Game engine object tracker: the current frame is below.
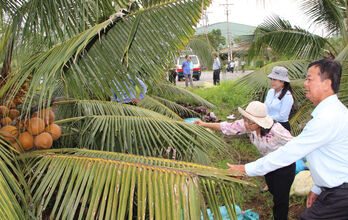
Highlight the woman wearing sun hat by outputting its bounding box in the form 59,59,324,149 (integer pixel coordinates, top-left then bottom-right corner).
265,66,294,132
194,101,296,220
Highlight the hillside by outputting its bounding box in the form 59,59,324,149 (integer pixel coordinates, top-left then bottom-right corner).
195,22,255,43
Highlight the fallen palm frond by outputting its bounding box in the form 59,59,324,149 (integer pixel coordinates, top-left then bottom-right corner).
54,115,226,162
150,84,217,109
21,148,251,220
139,96,200,120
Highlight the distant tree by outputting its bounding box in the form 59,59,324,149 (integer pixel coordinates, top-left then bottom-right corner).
195,29,226,51
208,29,226,51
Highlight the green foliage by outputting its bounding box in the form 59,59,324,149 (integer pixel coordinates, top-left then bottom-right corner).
188,37,214,69
19,148,249,219
0,0,251,218
207,29,226,51
188,80,252,118
255,60,265,68
248,15,329,61
150,84,217,109
195,29,226,51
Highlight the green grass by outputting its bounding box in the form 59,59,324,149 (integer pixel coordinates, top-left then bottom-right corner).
188,80,252,118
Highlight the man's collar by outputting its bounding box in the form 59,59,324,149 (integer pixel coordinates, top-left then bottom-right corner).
311,94,338,117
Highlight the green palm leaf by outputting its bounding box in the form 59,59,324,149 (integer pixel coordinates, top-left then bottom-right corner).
2,0,211,112
0,141,30,219
139,96,200,120
150,84,216,109
335,46,348,106
289,100,314,136
188,37,214,68
21,149,249,219
56,99,170,120
301,0,346,41
248,15,329,60
55,115,225,162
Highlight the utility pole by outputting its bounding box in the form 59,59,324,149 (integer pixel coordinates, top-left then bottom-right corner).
201,10,213,35
220,0,234,61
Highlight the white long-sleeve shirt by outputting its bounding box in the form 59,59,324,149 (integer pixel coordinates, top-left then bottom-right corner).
213,58,221,70
264,88,294,122
245,95,348,194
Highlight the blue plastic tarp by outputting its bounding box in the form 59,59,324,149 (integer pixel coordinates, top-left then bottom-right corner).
203,205,259,220
295,159,309,174
184,117,201,124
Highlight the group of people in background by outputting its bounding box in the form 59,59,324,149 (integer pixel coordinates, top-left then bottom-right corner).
195,58,348,219
226,58,246,73
178,54,247,87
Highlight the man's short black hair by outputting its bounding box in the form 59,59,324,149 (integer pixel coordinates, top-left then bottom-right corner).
308,59,342,93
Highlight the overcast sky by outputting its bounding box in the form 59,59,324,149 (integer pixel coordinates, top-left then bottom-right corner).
198,0,325,35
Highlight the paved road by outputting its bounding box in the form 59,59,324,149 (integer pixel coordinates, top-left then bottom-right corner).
175,70,252,87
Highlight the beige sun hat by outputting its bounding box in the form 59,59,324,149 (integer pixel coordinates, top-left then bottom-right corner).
267,66,290,83
238,101,274,129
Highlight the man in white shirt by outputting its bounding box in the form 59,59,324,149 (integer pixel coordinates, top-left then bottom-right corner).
212,54,221,85
228,59,348,219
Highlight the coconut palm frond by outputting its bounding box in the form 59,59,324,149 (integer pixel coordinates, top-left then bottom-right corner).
150,84,216,109
248,15,329,60
0,142,30,219
290,100,314,136
188,37,214,68
55,99,170,120
21,149,248,219
235,60,308,101
5,0,210,112
290,78,307,105
139,96,200,120
335,44,348,62
301,0,346,39
137,96,183,121
3,15,123,109
336,47,348,107
55,115,225,161
3,0,117,44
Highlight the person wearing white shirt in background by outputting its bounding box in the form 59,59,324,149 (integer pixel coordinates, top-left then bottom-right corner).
227,59,348,219
234,59,239,72
264,66,294,132
241,60,246,72
212,54,221,85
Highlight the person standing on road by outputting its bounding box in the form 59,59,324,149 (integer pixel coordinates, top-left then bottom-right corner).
229,60,235,73
264,66,294,132
213,54,221,85
227,59,348,219
241,60,246,72
189,57,194,76
235,58,239,72
182,55,193,87
194,101,295,220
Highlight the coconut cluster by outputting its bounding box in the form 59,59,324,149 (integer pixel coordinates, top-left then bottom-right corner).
0,108,62,152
